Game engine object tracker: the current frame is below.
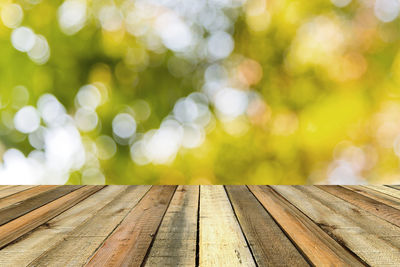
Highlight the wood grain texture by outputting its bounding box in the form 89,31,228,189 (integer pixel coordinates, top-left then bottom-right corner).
27,185,151,267
364,185,400,200
86,185,176,267
344,186,400,211
0,185,399,266
388,185,400,191
226,185,309,267
249,185,363,266
321,185,400,226
199,185,256,267
0,186,104,249
0,186,13,189
0,185,82,226
145,185,199,267
272,185,400,266
0,185,57,210
0,186,127,267
319,185,400,227
0,186,36,199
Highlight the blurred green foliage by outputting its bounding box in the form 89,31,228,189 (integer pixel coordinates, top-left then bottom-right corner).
1,0,400,184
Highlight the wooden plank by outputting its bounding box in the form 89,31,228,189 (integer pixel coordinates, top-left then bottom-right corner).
27,185,151,267
225,185,309,266
199,185,256,267
86,185,176,267
0,185,82,226
0,185,57,210
0,186,19,197
0,185,104,249
249,185,363,266
0,186,14,190
0,186,36,199
364,185,400,200
144,185,199,267
344,186,400,215
387,185,400,191
272,185,400,266
318,186,400,228
0,186,128,267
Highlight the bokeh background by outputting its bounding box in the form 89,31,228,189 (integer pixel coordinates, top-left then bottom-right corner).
0,0,400,184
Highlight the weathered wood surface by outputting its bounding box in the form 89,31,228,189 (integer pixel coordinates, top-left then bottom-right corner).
145,185,199,267
226,185,309,266
0,185,399,266
199,185,255,267
86,185,176,267
0,185,82,226
0,186,36,199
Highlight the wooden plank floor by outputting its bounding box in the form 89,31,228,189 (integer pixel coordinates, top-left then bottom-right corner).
0,185,400,266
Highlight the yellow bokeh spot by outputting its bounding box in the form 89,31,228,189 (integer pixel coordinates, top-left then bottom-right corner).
392,51,400,84
299,91,366,153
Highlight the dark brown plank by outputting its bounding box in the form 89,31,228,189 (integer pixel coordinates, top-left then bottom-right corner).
0,186,104,249
225,185,309,267
248,185,363,266
318,185,400,227
0,185,82,226
86,185,176,267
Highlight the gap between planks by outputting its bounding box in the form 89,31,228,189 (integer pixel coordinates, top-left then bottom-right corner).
1,185,400,267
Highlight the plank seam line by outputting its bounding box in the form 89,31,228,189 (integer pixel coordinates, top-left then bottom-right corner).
0,186,106,253
385,185,400,191
0,186,105,252
360,186,400,200
321,185,400,230
346,185,400,207
0,186,37,201
83,185,152,265
0,186,84,227
195,185,200,267
223,186,258,267
246,185,314,266
265,186,368,267
140,185,178,267
23,186,123,266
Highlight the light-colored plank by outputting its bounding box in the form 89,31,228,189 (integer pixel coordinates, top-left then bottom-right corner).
272,185,400,266
388,185,400,191
27,185,151,267
0,186,104,248
345,186,400,211
249,186,363,266
0,186,36,199
86,185,176,267
199,185,256,267
226,185,309,266
0,185,82,226
0,186,128,267
364,186,400,200
0,185,57,210
0,186,14,190
337,186,400,225
145,185,199,267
